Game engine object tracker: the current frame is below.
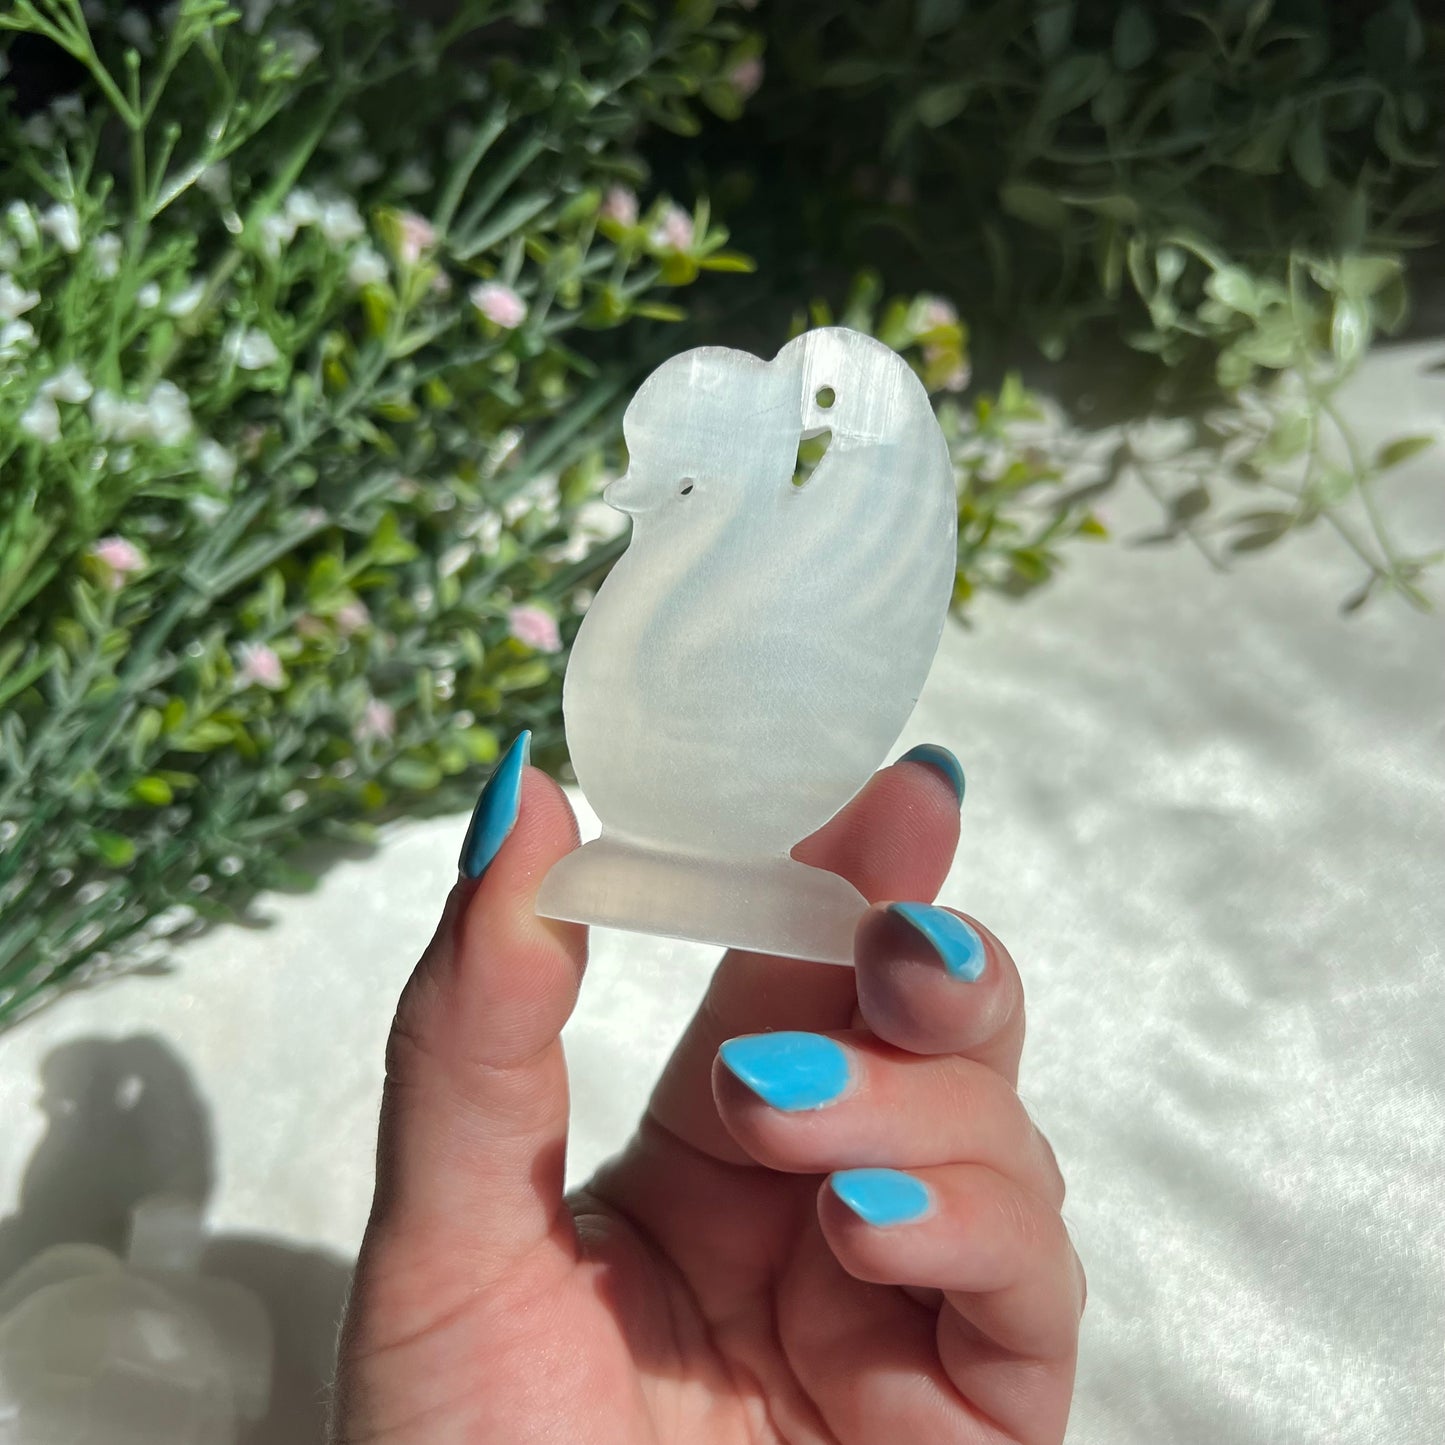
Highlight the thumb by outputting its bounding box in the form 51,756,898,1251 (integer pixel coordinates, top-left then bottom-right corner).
363,731,588,1293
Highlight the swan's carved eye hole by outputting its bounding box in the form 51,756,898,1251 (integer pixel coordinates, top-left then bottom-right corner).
679,480,695,496
815,386,836,409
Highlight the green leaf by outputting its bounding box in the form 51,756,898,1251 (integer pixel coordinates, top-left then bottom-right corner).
999,181,1068,230
1205,267,1261,317
386,757,443,791
1112,4,1156,69
1033,1,1074,61
175,720,234,751
915,81,971,128
87,830,137,868
697,251,756,273
131,775,175,806
1375,434,1435,471
1037,54,1108,120
631,301,688,322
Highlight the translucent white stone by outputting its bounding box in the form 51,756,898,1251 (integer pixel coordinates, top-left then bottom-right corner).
538,327,956,963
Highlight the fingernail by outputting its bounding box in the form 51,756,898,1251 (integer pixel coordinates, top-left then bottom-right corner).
887,902,987,982
898,743,965,805
458,730,531,879
718,1031,851,1112
830,1168,934,1227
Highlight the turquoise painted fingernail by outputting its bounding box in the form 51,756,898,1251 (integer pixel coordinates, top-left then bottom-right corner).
898,743,965,805
718,1031,851,1112
888,902,987,982
458,730,531,879
831,1168,934,1227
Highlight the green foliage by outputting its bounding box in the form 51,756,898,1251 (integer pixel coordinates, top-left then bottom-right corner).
2,0,1442,1021
691,0,1444,604
0,0,759,1020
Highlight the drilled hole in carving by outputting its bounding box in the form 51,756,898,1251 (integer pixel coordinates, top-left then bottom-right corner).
792,428,832,488
815,386,836,409
680,480,694,495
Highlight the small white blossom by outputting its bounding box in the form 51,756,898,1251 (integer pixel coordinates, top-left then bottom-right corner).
189,495,228,525
144,380,193,445
395,211,436,265
7,202,39,249
318,197,365,246
0,274,39,320
353,697,396,744
0,320,36,360
136,281,161,309
20,396,60,444
92,232,122,277
600,185,639,226
258,211,298,257
21,114,56,148
166,280,206,318
228,326,280,370
470,280,527,329
49,95,85,134
915,295,959,332
235,641,285,690
196,438,237,487
650,204,694,252
40,202,81,254
283,187,322,228
346,244,387,288
334,598,370,635
729,56,765,99
40,363,92,403
275,27,321,71
241,0,275,32
197,161,231,200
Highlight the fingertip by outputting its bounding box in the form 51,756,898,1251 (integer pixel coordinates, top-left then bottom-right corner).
853,904,1023,1071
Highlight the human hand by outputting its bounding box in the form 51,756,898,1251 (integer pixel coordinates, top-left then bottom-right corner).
332,735,1084,1443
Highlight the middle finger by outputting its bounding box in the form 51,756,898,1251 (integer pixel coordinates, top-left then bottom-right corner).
712,1029,1065,1208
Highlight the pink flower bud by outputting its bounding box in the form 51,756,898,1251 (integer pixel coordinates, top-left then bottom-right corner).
470,280,527,329
507,604,562,654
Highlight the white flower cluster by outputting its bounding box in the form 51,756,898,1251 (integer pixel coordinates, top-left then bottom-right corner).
91,380,194,446
259,187,370,260
18,364,91,443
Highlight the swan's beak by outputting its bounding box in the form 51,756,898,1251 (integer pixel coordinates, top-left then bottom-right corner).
602,471,647,515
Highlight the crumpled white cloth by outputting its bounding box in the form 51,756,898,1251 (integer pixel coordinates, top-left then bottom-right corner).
0,342,1440,1445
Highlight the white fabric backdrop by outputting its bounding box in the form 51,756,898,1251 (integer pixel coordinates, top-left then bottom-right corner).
1,341,1441,1444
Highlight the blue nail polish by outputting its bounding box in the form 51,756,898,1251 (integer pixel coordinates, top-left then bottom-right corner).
831,1168,933,1227
718,1031,851,1112
898,743,965,805
458,731,531,879
888,902,987,982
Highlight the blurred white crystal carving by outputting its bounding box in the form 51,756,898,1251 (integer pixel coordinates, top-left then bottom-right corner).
0,1195,272,1444
537,327,957,963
